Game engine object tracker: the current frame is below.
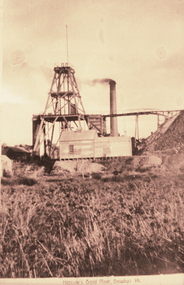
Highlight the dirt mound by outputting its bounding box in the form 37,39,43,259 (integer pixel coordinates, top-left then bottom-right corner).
100,153,184,176
52,160,105,175
161,152,184,174
139,155,162,169
138,111,184,175
134,151,184,175
145,111,184,152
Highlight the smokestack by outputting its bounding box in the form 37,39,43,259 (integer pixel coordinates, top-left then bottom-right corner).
109,80,118,136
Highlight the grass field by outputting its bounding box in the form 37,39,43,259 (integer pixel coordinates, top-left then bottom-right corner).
1,159,184,277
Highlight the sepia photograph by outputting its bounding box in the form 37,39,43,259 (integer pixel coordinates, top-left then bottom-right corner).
1,0,184,283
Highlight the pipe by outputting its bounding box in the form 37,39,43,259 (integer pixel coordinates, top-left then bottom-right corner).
109,80,118,136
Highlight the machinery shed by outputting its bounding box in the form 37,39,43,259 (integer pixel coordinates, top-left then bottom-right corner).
60,130,132,160
60,130,97,160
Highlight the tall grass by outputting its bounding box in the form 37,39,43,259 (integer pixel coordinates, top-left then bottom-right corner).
1,175,184,277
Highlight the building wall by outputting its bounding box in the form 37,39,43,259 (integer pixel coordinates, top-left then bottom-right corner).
60,140,94,160
59,131,132,159
94,136,132,158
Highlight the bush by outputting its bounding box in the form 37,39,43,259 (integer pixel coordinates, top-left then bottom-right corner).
1,176,37,186
16,177,37,186
92,172,102,179
3,169,12,178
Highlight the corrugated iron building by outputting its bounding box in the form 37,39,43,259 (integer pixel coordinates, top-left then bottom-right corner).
59,130,132,160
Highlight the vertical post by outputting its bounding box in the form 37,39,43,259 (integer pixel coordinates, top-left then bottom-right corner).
135,115,139,140
32,116,41,155
157,114,160,129
43,123,46,155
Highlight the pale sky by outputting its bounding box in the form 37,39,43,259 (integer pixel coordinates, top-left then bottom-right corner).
1,0,184,145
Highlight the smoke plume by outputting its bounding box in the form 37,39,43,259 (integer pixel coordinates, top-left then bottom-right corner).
84,78,116,86
92,78,116,84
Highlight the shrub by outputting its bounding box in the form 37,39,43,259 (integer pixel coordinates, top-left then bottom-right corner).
3,169,12,178
16,176,37,186
1,176,37,186
92,172,102,180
